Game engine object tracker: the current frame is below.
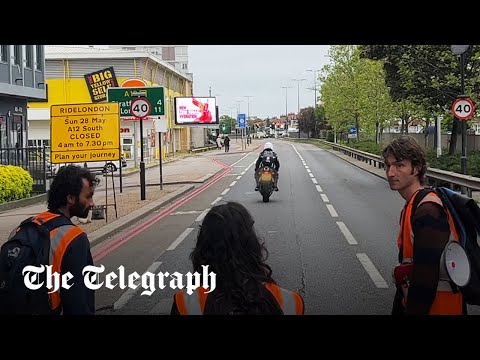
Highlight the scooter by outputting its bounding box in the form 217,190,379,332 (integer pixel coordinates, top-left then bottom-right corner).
258,166,275,203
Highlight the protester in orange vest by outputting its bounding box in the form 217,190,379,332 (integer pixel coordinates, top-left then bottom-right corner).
171,201,304,315
383,136,465,315
31,165,97,314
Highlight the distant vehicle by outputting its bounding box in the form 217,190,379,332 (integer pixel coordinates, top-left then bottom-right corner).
59,157,127,174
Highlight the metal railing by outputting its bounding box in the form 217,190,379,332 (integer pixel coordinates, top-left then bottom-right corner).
319,140,480,196
0,146,49,193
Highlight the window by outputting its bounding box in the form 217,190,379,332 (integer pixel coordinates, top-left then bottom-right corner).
36,45,43,70
14,45,21,66
182,63,188,70
25,45,33,68
0,45,7,63
162,47,175,61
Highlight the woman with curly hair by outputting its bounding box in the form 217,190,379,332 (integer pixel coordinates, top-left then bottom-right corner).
171,201,304,315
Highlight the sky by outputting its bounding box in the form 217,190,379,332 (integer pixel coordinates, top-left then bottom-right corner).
68,45,331,119
189,45,331,119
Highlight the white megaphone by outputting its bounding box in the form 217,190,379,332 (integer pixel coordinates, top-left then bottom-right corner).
441,240,471,288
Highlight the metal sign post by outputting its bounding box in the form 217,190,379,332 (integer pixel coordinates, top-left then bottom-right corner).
131,97,151,200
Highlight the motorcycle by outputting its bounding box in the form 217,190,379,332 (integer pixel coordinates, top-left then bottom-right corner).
257,166,275,203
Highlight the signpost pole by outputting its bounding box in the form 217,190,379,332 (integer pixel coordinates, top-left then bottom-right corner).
131,97,151,201
159,132,163,190
139,117,146,200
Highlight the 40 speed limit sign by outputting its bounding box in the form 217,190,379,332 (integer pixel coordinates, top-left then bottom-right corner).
131,98,151,119
451,97,475,120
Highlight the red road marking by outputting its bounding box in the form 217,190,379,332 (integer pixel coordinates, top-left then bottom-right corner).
92,160,232,262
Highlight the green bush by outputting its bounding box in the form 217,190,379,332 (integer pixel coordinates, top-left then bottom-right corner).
346,140,383,155
0,165,34,204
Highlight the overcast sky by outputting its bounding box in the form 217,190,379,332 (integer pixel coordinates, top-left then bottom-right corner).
70,45,331,119
189,45,331,119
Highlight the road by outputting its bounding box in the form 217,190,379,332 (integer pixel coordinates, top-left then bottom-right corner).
89,139,417,315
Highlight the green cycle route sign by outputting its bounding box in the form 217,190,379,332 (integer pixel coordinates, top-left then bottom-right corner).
107,86,165,118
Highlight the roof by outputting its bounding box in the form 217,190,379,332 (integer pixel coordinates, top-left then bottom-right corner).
45,46,192,81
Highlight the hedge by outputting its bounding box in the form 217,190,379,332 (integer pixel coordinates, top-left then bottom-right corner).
0,165,34,204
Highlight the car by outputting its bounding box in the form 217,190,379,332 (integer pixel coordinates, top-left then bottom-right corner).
65,156,128,173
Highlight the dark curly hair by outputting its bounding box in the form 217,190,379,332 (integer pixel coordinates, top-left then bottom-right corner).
191,201,275,314
382,135,427,185
47,165,97,211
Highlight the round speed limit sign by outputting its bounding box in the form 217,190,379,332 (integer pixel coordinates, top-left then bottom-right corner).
452,97,475,120
131,98,151,119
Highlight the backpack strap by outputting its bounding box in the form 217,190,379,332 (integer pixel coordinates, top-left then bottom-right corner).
16,214,74,264
410,187,461,294
411,187,434,217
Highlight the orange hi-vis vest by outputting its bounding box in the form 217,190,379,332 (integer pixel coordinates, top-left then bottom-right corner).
30,211,86,311
398,190,463,315
174,282,304,315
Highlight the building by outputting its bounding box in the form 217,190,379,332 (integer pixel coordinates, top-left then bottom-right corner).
27,46,202,165
0,45,47,149
108,45,189,74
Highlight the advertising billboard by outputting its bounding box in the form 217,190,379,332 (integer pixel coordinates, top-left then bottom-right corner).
84,67,119,103
174,97,218,125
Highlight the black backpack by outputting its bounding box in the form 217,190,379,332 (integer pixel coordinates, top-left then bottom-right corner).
412,187,480,305
261,150,277,168
0,215,70,315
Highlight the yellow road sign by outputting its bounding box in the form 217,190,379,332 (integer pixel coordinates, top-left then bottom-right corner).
51,103,120,164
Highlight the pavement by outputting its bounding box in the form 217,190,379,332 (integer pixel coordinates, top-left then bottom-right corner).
0,139,262,247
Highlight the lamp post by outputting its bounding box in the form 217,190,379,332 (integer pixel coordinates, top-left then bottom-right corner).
306,69,320,108
281,86,292,138
451,45,470,178
292,79,306,138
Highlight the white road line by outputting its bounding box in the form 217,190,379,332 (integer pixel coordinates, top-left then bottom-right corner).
336,221,357,244
306,169,311,173
113,261,162,310
320,194,329,202
311,178,318,184
221,188,230,196
356,253,389,288
170,210,203,216
234,165,245,167
315,185,323,192
231,152,252,166
167,227,194,251
230,181,237,187
309,173,314,178
305,166,310,169
236,176,242,180
211,197,222,206
195,208,210,222
326,204,338,217
244,159,257,172
241,171,246,175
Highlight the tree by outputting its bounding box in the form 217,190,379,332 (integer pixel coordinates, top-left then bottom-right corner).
321,45,394,141
219,115,234,134
360,45,480,154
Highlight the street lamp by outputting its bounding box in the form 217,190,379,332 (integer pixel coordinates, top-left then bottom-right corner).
451,45,470,178
306,69,321,108
281,86,292,139
292,79,306,138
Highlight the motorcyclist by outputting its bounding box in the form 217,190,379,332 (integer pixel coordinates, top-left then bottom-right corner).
254,142,280,191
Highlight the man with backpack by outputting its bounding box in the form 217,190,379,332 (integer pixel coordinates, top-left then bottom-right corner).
383,135,472,315
0,165,97,315
254,142,280,191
